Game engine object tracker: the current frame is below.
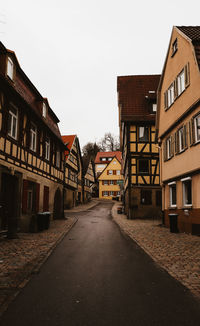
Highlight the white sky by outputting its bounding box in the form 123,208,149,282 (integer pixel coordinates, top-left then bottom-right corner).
1,0,200,148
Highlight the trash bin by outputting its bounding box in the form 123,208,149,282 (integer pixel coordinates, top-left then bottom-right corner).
168,213,179,233
37,213,45,231
43,212,51,230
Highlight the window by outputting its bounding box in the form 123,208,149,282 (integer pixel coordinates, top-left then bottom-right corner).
178,127,184,152
42,102,47,118
104,180,108,185
168,182,176,207
8,106,18,139
30,124,37,152
138,159,149,174
168,84,174,107
110,180,114,185
117,191,120,196
182,177,192,206
172,38,178,56
45,137,50,160
108,157,112,161
108,170,113,175
166,136,173,159
103,191,108,197
177,70,185,96
116,170,121,175
152,103,157,112
141,190,152,205
56,150,60,168
110,191,114,196
138,126,149,142
101,158,106,161
7,57,14,80
194,114,200,143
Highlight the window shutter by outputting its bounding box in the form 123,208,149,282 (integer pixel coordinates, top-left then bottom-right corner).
102,191,104,196
171,135,174,157
184,124,188,149
163,140,167,161
164,91,168,109
26,119,30,149
22,179,28,213
102,180,104,185
113,170,116,175
114,180,117,185
185,62,190,87
174,131,179,154
108,191,110,196
173,80,177,100
36,183,40,212
1,105,9,136
114,191,117,196
42,131,46,158
107,170,109,175
18,110,24,144
37,129,41,156
191,118,195,144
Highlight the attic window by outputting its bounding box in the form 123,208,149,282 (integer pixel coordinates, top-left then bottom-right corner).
42,102,47,118
7,57,14,80
172,39,178,56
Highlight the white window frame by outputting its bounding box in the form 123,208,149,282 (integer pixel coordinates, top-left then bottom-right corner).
116,170,120,175
42,102,47,118
45,137,50,160
7,57,14,80
181,177,192,207
139,126,149,142
110,180,114,185
110,191,114,196
168,181,177,207
166,137,172,159
168,84,174,107
103,191,108,197
194,114,200,143
8,105,18,139
30,123,37,152
152,103,157,112
108,170,113,175
177,70,185,96
178,127,184,152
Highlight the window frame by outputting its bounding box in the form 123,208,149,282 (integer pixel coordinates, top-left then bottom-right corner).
45,137,50,161
168,181,177,207
177,69,185,96
138,159,149,174
167,83,174,107
194,114,200,143
138,126,149,142
181,177,192,207
8,105,18,140
30,123,37,152
178,127,184,152
7,57,14,80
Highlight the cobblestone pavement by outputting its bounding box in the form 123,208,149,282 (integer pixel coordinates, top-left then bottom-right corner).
0,216,77,316
112,202,200,299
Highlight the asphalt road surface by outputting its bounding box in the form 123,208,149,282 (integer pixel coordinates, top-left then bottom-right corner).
1,201,200,326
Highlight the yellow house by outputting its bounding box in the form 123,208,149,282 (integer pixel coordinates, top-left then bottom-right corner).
83,159,96,202
98,156,123,200
156,26,200,234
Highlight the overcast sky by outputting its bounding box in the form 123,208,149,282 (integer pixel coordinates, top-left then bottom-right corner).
1,0,200,148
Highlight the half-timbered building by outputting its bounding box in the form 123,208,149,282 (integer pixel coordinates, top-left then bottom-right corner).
83,159,96,202
0,42,65,236
117,75,161,219
62,135,83,208
156,26,200,234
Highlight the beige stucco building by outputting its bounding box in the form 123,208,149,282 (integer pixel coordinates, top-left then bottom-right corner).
156,26,200,234
98,156,123,200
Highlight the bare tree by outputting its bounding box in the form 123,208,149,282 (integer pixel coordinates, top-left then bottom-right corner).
98,132,120,151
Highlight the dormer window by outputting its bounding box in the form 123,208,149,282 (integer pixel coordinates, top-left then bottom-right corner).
7,57,14,80
42,102,47,118
172,39,178,56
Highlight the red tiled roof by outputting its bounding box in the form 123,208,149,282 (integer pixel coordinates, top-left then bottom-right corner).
94,151,122,164
117,75,160,122
62,135,76,159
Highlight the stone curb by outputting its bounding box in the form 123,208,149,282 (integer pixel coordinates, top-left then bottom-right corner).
0,217,78,317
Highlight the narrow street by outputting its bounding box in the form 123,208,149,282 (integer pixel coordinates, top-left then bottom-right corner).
1,201,200,326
